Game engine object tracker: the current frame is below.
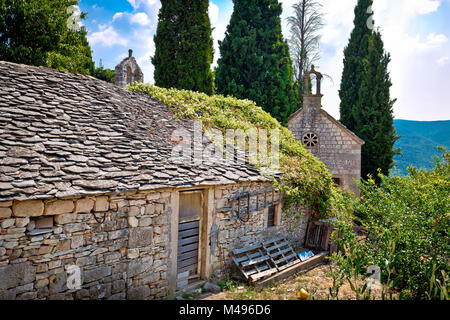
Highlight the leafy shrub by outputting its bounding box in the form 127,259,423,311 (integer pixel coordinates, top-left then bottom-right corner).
129,83,335,217
332,148,450,299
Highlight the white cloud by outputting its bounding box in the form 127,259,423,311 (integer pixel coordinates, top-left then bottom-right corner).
130,12,151,26
411,0,441,14
209,2,219,24
437,56,450,66
127,0,159,10
424,33,448,48
113,12,124,21
88,26,128,47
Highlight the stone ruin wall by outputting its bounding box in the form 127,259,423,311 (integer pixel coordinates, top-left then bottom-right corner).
0,182,311,300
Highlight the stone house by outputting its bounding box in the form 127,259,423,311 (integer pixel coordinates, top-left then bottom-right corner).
114,49,144,89
288,66,364,194
0,61,309,300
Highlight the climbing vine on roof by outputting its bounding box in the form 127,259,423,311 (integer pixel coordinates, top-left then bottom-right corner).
129,83,337,217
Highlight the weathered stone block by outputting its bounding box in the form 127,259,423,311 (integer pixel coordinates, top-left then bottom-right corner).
128,216,138,228
128,227,153,248
75,288,90,300
0,262,35,290
16,291,37,300
64,223,85,233
0,207,12,218
127,248,139,259
38,246,52,255
71,235,84,249
48,272,67,294
12,200,44,217
90,248,108,256
15,217,29,227
54,213,76,225
87,232,108,243
146,193,160,201
112,279,125,294
35,278,49,289
94,196,109,212
104,252,121,264
54,239,71,252
139,217,152,227
0,288,16,300
108,292,126,300
128,206,140,216
75,198,94,213
49,260,61,270
144,204,155,215
84,266,111,284
0,201,12,208
108,229,129,240
127,256,153,278
16,283,33,294
1,218,14,228
45,200,74,215
127,285,150,300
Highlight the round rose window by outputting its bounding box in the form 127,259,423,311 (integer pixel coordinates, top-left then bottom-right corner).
302,132,319,148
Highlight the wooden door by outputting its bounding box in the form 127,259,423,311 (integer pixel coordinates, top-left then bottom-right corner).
176,190,203,289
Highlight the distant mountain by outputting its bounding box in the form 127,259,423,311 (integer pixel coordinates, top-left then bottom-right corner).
392,120,450,175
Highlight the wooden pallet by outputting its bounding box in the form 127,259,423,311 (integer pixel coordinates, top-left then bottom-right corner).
305,221,332,251
262,236,300,272
232,243,278,282
232,236,301,282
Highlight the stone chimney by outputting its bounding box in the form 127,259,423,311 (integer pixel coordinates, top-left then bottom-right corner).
302,65,323,111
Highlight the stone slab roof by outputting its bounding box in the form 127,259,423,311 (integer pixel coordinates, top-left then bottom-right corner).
0,61,269,201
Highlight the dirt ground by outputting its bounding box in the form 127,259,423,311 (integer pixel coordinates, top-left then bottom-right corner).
201,263,387,300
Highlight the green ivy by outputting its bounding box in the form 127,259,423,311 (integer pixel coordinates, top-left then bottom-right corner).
129,83,336,217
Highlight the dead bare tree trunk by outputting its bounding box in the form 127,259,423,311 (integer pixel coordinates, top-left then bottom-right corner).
287,0,325,99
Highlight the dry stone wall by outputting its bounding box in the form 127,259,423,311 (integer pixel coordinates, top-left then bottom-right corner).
209,182,311,278
0,182,311,299
0,190,171,300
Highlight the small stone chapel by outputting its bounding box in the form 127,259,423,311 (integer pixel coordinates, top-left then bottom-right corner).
288,66,364,194
114,49,144,89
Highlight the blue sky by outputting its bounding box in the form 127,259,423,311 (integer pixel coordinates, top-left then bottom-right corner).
79,0,450,121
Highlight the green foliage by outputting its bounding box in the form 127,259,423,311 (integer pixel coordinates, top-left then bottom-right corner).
339,0,373,130
331,148,450,299
152,0,214,95
92,66,115,84
0,0,94,75
130,83,334,216
215,0,297,125
339,0,398,180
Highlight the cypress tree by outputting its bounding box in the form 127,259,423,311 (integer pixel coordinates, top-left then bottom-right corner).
339,0,373,130
152,0,214,95
354,32,398,178
339,0,399,179
215,0,296,125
